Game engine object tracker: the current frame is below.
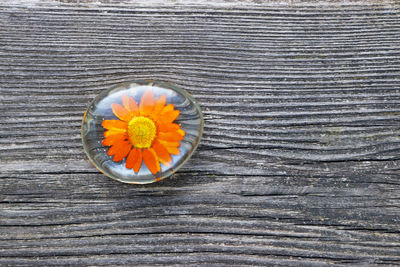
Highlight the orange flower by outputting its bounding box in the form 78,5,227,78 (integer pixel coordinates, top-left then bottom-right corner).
101,90,185,174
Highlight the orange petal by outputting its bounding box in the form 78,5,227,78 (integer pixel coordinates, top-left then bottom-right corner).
158,131,184,142
159,110,180,124
142,148,160,174
150,94,167,119
102,120,128,130
102,133,127,146
107,140,129,155
112,103,132,121
114,146,131,162
152,140,172,167
122,94,139,116
126,148,143,173
157,140,182,155
158,139,180,148
104,129,126,137
158,122,180,133
161,104,174,113
107,141,131,162
139,90,155,116
166,146,180,155
176,129,185,137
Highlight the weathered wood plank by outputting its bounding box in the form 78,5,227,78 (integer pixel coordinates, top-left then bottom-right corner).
1,1,400,266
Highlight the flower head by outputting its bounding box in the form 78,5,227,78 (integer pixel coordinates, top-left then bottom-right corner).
101,90,185,174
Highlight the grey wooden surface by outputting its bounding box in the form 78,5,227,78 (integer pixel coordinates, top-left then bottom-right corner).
1,0,400,266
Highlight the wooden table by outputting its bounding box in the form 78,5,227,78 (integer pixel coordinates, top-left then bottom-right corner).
1,0,399,265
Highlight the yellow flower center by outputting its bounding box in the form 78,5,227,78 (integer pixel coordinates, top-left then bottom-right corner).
128,116,157,148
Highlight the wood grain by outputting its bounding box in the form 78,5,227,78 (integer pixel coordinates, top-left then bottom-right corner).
1,1,400,266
